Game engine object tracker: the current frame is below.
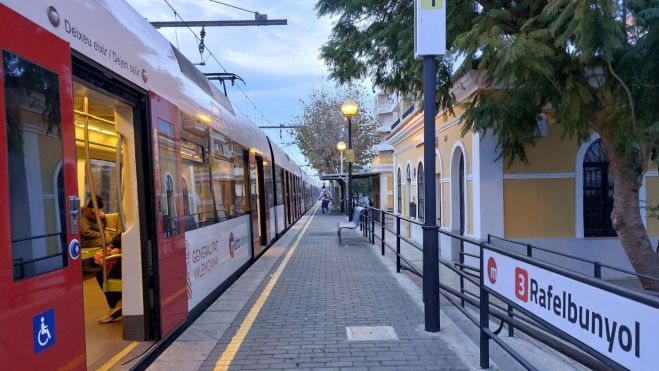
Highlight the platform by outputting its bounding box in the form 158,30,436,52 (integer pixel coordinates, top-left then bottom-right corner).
146,206,482,370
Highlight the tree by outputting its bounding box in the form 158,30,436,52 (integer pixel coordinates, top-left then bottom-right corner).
293,83,380,175
316,0,659,289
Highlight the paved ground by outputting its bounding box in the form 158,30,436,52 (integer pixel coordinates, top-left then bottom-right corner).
148,207,587,371
150,207,474,370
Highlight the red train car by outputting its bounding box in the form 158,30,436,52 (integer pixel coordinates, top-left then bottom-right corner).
0,0,317,369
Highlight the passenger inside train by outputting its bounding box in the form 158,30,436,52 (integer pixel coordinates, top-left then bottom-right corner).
79,195,122,323
73,81,138,366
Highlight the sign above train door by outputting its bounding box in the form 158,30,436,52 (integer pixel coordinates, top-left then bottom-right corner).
4,0,151,89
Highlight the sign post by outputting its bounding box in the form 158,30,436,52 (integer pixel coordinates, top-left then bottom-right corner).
414,0,446,333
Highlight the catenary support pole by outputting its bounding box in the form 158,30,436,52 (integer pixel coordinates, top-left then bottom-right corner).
422,55,440,332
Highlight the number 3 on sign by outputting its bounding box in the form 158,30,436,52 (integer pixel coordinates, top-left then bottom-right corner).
422,0,443,9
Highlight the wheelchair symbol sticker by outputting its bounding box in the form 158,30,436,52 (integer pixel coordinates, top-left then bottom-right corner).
33,309,56,353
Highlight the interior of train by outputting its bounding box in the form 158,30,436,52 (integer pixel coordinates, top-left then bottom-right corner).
73,82,142,368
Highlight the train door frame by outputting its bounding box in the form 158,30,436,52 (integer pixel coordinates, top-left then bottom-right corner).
285,172,291,226
71,53,162,341
149,92,188,337
255,156,268,245
0,6,86,367
248,151,268,256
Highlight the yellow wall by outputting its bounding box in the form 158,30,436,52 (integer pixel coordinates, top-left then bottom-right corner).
504,178,575,238
505,121,580,174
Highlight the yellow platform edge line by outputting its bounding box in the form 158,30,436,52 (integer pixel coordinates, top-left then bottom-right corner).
97,341,140,371
213,206,319,371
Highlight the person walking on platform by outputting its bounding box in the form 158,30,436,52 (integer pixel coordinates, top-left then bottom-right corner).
321,187,332,214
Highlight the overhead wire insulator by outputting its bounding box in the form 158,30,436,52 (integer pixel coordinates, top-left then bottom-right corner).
198,26,206,55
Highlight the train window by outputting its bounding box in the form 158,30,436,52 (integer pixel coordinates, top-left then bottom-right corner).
84,159,118,214
210,132,235,219
158,118,180,238
3,51,67,280
275,167,284,205
180,138,214,231
233,143,249,216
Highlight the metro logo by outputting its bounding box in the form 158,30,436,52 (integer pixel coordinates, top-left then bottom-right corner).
487,257,497,284
515,267,528,302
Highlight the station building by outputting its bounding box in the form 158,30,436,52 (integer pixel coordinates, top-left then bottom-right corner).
372,69,659,278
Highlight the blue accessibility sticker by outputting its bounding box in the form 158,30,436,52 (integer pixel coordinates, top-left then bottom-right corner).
33,308,56,354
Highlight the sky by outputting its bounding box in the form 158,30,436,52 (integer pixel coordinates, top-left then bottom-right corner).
126,0,337,176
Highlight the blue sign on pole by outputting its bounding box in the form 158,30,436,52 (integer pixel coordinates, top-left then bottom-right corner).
33,308,56,354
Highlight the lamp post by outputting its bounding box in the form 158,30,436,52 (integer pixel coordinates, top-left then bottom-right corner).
336,141,346,174
341,100,358,217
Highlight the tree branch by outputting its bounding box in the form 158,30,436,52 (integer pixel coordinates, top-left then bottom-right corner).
608,60,636,129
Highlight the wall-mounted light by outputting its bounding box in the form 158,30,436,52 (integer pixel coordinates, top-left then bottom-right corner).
197,113,212,123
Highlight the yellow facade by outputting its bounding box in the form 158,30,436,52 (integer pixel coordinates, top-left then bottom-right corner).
504,179,575,238
390,102,474,235
381,70,658,269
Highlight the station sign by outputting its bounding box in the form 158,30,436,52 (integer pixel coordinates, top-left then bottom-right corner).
483,248,659,370
345,149,355,163
414,0,446,58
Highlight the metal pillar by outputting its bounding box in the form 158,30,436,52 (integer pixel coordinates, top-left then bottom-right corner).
422,55,440,332
347,116,353,217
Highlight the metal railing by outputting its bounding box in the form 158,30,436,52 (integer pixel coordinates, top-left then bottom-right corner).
357,205,659,370
488,234,659,286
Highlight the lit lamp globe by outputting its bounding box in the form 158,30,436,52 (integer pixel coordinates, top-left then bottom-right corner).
336,141,347,151
341,100,359,116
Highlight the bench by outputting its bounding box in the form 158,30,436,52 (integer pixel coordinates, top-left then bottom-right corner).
337,206,365,245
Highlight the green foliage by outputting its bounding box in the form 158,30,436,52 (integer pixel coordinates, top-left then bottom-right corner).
315,0,454,110
316,0,658,168
292,83,380,175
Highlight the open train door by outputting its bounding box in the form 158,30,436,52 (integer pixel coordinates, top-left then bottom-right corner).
149,93,187,337
0,5,86,369
248,151,268,256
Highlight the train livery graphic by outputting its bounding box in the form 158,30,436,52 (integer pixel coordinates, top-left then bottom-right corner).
0,1,318,369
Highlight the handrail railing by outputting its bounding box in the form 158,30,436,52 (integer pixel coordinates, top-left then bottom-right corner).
488,234,659,286
358,205,659,370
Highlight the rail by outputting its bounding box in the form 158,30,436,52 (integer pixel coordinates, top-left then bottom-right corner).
357,205,659,370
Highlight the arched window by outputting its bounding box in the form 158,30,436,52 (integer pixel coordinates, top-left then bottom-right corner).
406,164,412,216
417,162,425,221
397,168,402,213
164,174,178,237
182,179,190,216
583,139,615,237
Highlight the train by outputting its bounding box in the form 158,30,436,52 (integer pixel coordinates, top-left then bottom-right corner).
0,0,318,369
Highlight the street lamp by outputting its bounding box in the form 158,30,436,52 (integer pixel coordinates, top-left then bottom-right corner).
336,141,346,174
341,100,358,217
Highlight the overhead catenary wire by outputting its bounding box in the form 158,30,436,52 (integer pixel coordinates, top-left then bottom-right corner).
160,0,275,125
207,0,256,15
